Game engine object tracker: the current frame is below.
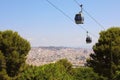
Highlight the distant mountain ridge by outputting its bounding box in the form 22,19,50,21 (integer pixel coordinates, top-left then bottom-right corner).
26,47,93,67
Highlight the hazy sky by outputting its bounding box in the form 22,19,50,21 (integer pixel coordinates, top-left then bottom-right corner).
0,0,120,48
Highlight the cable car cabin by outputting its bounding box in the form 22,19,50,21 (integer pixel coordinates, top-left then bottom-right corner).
86,36,92,43
75,13,84,24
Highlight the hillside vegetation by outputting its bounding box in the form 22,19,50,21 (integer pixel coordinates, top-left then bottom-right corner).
0,27,120,80
18,59,107,80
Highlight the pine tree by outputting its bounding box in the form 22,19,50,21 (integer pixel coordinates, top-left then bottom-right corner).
0,30,31,79
87,27,120,79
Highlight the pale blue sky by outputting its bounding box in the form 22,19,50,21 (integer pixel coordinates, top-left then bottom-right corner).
0,0,120,48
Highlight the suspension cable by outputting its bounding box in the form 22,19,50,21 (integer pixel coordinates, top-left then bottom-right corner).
46,0,87,31
74,0,105,30
83,9,105,30
46,0,99,39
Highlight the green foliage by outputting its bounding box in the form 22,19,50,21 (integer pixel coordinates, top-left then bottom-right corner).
0,51,6,71
113,71,120,80
18,59,73,80
56,59,72,73
18,59,107,80
0,51,10,80
0,30,31,79
72,67,107,80
87,27,120,79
